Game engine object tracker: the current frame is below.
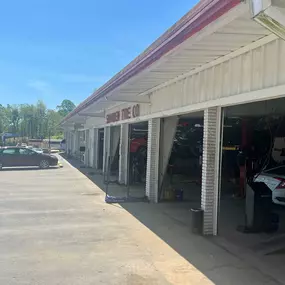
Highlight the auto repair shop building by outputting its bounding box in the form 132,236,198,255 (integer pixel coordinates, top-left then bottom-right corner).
61,0,285,236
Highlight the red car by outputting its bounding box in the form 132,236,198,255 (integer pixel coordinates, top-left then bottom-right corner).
130,137,147,153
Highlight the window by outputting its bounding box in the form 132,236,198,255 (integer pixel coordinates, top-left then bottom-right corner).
19,148,35,155
2,149,18,155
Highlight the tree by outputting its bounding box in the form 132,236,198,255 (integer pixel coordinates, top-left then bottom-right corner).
46,110,62,138
0,99,74,140
56,99,76,117
0,104,9,134
5,105,20,134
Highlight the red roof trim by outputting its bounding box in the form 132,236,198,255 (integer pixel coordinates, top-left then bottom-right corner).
63,0,241,122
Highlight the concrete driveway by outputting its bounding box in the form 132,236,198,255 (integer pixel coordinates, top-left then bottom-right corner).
0,158,281,285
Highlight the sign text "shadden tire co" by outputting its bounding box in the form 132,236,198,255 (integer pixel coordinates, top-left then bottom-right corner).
106,104,140,123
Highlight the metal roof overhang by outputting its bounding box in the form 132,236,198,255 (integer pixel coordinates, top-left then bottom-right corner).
61,0,271,126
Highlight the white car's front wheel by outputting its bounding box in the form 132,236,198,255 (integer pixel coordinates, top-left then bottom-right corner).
39,160,49,169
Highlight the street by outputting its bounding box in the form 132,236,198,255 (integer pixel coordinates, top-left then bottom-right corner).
0,157,281,285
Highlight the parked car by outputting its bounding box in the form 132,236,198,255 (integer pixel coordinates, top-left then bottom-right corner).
0,147,58,169
254,166,285,206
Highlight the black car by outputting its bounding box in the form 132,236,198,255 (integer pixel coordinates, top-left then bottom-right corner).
0,147,58,169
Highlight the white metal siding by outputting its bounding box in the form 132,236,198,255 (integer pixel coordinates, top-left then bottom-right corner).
85,117,105,129
151,39,285,113
105,103,151,122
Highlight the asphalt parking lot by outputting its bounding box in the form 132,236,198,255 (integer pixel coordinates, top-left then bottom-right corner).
0,157,282,285
0,158,210,285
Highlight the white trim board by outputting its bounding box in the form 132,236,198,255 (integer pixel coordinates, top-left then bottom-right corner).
100,84,285,127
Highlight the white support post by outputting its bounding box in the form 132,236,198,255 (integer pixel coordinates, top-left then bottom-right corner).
103,126,111,174
145,118,161,203
93,128,100,170
201,107,223,236
119,124,129,185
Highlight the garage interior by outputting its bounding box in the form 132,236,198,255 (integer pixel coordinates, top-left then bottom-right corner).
95,100,285,274
104,122,148,199
154,97,285,276
219,98,285,272
106,125,120,181
129,121,148,186
159,113,203,205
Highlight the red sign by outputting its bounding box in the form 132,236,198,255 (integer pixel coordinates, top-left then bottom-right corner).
106,104,140,123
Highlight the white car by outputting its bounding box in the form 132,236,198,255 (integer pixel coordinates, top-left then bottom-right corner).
254,166,285,206
32,148,44,154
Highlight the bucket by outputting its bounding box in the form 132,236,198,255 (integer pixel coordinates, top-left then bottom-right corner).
191,208,203,234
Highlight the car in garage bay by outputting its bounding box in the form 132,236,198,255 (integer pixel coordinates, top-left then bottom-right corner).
32,147,44,154
0,147,58,169
254,166,285,206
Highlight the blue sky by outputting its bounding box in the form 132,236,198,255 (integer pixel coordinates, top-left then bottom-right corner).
0,0,198,109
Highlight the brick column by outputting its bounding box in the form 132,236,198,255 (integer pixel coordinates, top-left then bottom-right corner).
119,124,129,185
145,118,161,203
201,107,223,236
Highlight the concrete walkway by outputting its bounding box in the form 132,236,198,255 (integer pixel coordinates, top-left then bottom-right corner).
0,157,281,285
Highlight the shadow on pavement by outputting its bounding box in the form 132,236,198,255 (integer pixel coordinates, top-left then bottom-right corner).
0,167,58,171
61,154,282,285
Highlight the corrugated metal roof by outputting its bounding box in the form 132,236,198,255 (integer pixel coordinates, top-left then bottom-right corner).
62,0,242,123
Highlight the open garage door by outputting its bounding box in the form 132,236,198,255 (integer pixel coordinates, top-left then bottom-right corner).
129,122,148,187
218,97,285,277
158,113,204,206
105,125,120,182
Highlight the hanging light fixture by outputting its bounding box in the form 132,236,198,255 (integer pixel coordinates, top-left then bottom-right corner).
250,0,285,40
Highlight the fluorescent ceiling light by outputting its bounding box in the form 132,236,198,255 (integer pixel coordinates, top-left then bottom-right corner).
250,0,285,40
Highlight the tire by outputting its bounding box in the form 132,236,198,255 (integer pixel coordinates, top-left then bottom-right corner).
39,160,49,169
0,162,3,170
